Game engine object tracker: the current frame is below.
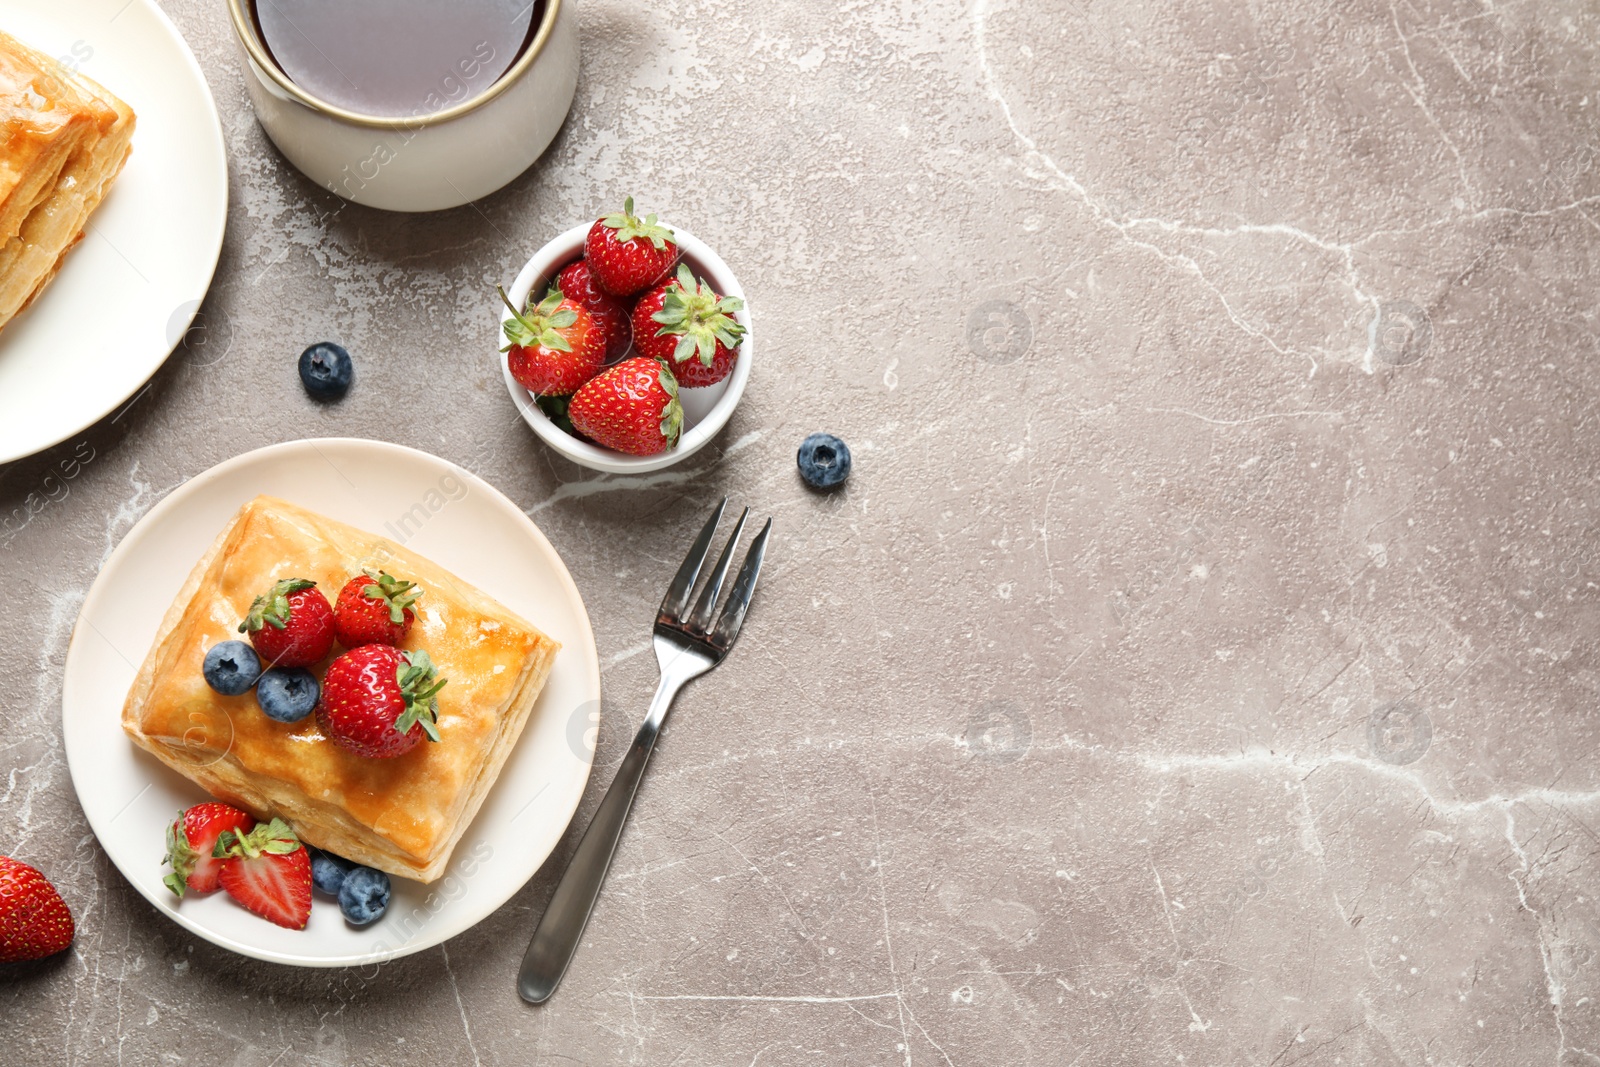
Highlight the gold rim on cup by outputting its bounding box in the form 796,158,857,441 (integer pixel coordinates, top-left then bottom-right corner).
225,0,564,130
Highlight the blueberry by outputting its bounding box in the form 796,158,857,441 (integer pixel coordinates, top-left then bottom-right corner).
797,433,851,490
298,342,353,401
310,849,354,897
202,640,262,696
255,667,320,723
338,866,391,925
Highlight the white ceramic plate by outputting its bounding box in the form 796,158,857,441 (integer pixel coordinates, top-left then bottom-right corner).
62,439,600,967
501,222,752,475
0,0,227,463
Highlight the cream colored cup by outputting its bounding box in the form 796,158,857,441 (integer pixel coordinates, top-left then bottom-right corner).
226,0,578,213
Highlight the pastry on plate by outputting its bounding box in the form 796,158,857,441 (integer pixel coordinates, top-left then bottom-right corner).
121,496,560,883
0,30,135,332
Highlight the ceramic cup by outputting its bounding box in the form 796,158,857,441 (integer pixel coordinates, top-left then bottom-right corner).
226,0,579,213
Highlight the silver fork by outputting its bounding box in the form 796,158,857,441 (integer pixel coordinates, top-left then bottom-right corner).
517,499,771,1003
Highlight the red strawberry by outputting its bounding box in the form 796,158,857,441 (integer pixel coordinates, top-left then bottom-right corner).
238,579,335,668
319,646,447,759
583,197,678,296
568,357,684,456
499,285,606,396
556,259,632,363
162,802,254,897
213,818,311,930
631,264,747,388
333,570,421,648
0,856,74,962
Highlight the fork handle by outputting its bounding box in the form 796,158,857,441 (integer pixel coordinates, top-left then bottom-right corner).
517,687,671,1003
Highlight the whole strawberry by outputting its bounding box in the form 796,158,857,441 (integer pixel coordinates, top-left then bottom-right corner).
163,802,254,897
500,285,606,396
583,197,678,296
568,357,684,456
632,264,747,388
213,818,311,930
238,579,334,668
319,646,447,759
334,570,421,648
0,856,74,962
556,259,632,362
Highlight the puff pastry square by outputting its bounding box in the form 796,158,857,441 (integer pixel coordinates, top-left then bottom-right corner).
0,30,135,332
121,496,560,883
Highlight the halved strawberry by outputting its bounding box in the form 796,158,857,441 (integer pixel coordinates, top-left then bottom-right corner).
583,197,678,296
213,818,311,930
333,570,421,648
499,285,607,396
568,357,684,456
162,802,254,897
631,264,746,388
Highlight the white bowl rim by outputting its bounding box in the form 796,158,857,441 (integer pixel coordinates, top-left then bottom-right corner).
499,222,752,475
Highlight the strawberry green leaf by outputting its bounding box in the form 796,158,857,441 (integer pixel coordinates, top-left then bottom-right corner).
239,578,316,633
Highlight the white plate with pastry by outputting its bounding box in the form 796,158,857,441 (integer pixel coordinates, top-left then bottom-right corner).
62,439,601,967
0,0,226,463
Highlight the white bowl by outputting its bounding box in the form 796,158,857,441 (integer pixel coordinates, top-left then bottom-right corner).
500,223,752,474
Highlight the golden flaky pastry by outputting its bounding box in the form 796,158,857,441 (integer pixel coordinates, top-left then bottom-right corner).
121,496,560,883
0,31,135,332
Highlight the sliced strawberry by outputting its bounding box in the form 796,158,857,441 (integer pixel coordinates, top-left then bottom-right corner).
333,570,421,648
0,856,74,962
163,802,254,897
214,818,311,930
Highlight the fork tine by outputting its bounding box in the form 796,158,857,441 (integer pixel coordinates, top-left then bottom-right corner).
659,498,727,621
687,507,749,631
711,518,770,647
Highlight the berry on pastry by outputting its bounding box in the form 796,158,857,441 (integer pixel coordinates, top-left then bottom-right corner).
632,264,746,388
201,639,263,696
255,667,320,723
333,570,421,648
319,646,448,759
162,802,254,897
237,578,335,668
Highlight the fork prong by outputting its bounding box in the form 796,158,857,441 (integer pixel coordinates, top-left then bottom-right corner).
711,518,770,648
659,498,727,622
687,507,749,631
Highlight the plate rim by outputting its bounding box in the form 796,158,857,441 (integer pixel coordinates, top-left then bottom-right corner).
61,437,601,967
0,0,230,464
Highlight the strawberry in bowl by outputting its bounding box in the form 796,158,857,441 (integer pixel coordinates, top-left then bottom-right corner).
498,199,751,474
632,264,747,389
499,286,607,397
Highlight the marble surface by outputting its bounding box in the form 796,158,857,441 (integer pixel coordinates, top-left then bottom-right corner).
4,0,1600,1062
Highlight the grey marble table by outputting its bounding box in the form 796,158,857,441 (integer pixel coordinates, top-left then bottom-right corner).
4,0,1600,1063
